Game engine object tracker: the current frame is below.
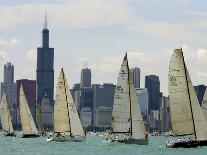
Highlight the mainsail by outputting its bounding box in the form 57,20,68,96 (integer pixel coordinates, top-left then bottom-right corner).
19,85,38,135
112,53,147,139
0,92,14,134
168,49,207,140
54,68,84,136
112,54,131,133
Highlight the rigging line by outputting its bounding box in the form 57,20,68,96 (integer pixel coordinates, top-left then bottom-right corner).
63,71,72,133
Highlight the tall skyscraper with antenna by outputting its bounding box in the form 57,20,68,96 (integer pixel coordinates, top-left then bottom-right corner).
36,13,54,105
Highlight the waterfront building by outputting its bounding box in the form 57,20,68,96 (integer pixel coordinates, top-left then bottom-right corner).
80,68,91,88
130,67,140,88
145,75,160,111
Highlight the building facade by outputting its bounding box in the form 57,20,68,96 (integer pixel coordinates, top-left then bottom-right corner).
36,16,54,105
130,67,140,88
160,95,171,131
93,83,115,127
80,68,91,88
145,75,160,111
0,62,16,109
136,88,148,117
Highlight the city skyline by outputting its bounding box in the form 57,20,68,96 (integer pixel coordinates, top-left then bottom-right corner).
0,0,207,95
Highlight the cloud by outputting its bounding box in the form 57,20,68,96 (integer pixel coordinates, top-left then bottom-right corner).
25,49,36,60
0,0,133,31
0,51,9,64
0,38,20,46
127,20,207,43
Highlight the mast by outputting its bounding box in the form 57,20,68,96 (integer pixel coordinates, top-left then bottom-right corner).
126,53,133,134
181,49,197,139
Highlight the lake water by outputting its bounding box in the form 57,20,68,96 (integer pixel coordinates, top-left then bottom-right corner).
0,135,206,155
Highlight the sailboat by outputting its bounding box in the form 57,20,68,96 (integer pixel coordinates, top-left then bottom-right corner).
19,84,39,138
107,53,148,145
166,48,207,148
201,89,207,121
47,68,85,142
36,104,44,136
0,92,14,136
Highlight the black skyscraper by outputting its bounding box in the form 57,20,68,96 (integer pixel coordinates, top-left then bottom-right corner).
194,84,206,106
145,75,160,111
80,68,91,88
36,14,54,105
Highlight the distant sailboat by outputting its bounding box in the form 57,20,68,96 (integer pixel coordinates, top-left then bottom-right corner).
166,48,207,148
36,104,44,135
108,53,148,145
0,92,14,136
19,84,39,138
47,68,85,142
202,89,207,121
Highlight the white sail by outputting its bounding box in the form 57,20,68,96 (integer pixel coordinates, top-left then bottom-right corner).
168,49,194,136
54,68,84,136
0,92,13,133
129,73,147,139
202,89,207,121
36,104,44,133
54,69,71,133
64,71,85,136
112,54,131,133
186,69,207,140
19,85,38,135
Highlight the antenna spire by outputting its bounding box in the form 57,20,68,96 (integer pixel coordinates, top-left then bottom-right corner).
44,11,48,29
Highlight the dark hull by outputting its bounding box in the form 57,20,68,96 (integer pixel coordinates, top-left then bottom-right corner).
4,132,15,137
112,138,148,145
166,140,207,148
22,134,40,138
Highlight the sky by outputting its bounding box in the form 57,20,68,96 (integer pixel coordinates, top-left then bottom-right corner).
0,0,207,95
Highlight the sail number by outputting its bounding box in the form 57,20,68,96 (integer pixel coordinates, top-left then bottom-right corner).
170,75,177,86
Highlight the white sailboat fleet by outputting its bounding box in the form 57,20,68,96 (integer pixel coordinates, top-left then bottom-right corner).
166,48,207,148
19,85,39,138
47,68,85,142
107,53,148,145
0,92,14,136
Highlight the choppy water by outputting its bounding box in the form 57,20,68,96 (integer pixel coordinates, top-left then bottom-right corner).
0,135,206,155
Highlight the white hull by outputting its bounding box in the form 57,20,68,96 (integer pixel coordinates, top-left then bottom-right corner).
47,135,85,142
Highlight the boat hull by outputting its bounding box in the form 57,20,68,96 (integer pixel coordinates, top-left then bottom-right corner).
47,135,85,142
166,140,207,148
109,138,148,145
21,134,40,138
2,132,15,137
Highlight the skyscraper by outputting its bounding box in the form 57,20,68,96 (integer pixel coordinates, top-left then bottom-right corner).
194,84,206,106
80,68,91,88
0,62,16,108
145,75,160,111
130,67,140,88
36,14,54,105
